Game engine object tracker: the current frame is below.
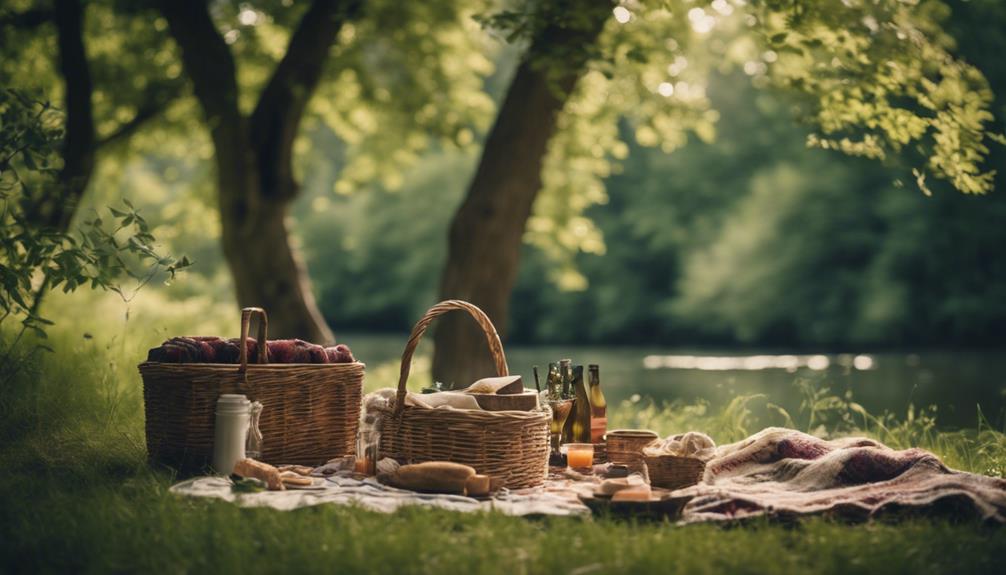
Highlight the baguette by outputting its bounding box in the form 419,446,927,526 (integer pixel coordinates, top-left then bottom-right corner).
233,458,285,491
387,461,476,494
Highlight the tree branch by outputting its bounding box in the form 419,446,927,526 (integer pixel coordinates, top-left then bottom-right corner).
250,0,363,201
96,80,184,149
156,0,242,141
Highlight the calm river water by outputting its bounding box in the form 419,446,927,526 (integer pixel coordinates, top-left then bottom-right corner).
348,334,1006,430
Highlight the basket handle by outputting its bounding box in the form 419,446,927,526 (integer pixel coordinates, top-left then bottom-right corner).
238,307,269,371
393,300,508,416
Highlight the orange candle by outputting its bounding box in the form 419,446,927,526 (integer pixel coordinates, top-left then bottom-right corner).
566,443,594,469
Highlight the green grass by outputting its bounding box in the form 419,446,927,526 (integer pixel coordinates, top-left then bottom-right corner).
2,293,1005,574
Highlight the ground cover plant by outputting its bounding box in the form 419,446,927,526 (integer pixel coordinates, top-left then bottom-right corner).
2,298,1004,574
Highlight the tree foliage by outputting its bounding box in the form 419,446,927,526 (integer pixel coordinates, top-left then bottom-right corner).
0,89,188,341
300,68,1006,347
480,0,1002,281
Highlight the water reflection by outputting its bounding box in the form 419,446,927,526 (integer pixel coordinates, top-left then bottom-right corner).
643,353,875,372
346,334,1005,429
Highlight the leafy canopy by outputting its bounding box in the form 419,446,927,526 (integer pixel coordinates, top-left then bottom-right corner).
483,0,1002,287
0,89,188,341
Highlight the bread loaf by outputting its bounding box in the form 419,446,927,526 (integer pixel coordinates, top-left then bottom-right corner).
386,461,476,494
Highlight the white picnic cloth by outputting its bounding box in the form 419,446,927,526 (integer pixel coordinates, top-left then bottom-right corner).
170,473,592,516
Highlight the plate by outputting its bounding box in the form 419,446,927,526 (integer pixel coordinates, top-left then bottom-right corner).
283,477,328,490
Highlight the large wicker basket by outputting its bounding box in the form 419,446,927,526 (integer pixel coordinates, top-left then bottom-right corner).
377,300,550,489
139,307,364,472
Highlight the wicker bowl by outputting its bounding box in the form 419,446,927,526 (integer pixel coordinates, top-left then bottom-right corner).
644,455,706,491
606,429,659,467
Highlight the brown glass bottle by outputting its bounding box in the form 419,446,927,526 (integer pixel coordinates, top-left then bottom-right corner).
588,364,607,444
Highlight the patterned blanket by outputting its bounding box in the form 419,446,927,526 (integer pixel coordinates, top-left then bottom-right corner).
676,428,1006,523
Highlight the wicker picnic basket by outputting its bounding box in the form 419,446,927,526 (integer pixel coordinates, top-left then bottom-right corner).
376,300,550,489
139,307,364,471
606,429,659,469
644,455,706,491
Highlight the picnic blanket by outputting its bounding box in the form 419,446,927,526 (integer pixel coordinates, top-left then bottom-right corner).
171,427,1005,523
677,427,1006,523
170,473,593,517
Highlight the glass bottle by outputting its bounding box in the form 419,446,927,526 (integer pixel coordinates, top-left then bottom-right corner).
588,364,607,444
546,362,562,400
571,365,591,443
559,358,572,399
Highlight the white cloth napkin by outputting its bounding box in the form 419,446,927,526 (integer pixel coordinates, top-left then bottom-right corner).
404,391,481,410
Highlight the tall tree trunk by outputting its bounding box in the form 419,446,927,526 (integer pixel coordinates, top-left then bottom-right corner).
432,5,611,387
160,0,359,343
220,183,334,343
50,0,94,231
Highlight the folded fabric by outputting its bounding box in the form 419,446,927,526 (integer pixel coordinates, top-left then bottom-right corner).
146,337,355,364
405,391,481,410
643,431,716,459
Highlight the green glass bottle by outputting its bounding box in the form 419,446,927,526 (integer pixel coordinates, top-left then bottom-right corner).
571,365,591,443
588,364,607,444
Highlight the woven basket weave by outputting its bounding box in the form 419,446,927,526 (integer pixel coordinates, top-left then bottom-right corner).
139,307,364,472
644,455,706,491
606,429,659,468
377,300,550,489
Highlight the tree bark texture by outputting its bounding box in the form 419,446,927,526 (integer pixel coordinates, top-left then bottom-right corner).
160,0,360,343
50,0,95,231
432,5,612,387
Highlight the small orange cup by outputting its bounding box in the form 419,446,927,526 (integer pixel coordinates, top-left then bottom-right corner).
566,443,594,470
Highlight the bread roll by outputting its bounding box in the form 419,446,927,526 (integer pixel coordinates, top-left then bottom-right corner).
465,474,491,497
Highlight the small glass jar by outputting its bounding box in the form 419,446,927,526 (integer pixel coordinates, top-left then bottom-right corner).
354,429,380,476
